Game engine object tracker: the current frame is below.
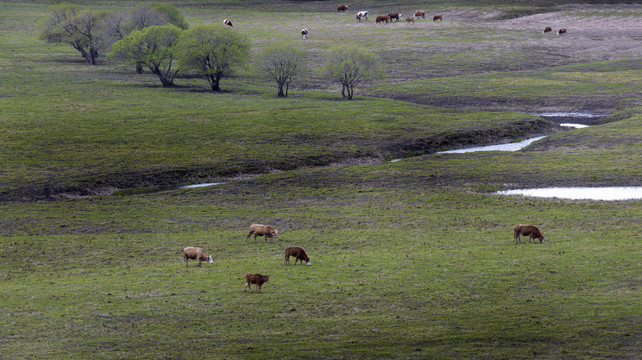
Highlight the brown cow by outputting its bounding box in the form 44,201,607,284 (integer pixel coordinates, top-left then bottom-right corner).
183,247,213,267
557,28,567,35
415,10,426,19
513,224,544,244
375,15,390,24
285,246,311,265
247,223,279,243
405,16,415,24
433,14,443,22
388,13,402,22
544,26,552,33
337,4,348,12
244,273,270,292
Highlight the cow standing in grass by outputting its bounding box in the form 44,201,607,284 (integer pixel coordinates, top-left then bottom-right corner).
376,15,390,24
285,246,311,265
513,224,545,244
183,247,214,267
244,273,270,292
247,224,279,243
356,11,368,22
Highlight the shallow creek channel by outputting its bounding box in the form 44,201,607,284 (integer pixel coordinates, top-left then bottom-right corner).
180,112,641,201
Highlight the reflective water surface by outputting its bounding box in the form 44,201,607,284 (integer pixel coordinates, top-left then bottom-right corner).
497,187,642,201
179,182,223,189
437,136,546,154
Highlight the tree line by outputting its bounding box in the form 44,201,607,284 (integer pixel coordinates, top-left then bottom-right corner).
41,3,383,99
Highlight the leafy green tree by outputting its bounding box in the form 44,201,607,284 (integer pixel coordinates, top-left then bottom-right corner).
106,3,188,73
41,3,110,65
260,45,307,97
321,45,383,100
176,25,250,93
109,25,183,87
149,3,189,30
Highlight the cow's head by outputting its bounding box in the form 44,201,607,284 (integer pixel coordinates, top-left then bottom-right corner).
208,255,214,264
271,228,279,238
306,258,311,266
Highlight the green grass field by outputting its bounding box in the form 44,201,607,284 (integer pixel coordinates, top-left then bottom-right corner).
0,1,640,359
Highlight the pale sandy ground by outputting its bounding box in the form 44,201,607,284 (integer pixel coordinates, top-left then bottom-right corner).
491,5,642,61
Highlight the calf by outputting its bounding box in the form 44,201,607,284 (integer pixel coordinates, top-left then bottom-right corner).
183,247,213,267
301,28,308,39
557,28,567,35
285,246,311,265
247,223,279,243
244,273,270,292
513,224,545,244
375,15,390,24
433,14,443,22
405,16,415,24
337,4,348,12
388,13,402,22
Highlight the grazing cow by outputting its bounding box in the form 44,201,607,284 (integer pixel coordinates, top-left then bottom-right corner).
244,273,270,292
513,224,545,244
247,223,279,243
433,14,443,22
405,16,415,24
557,28,567,35
183,247,214,267
285,246,311,266
337,4,348,12
223,19,234,28
375,15,390,24
415,10,426,19
388,13,402,22
301,28,308,39
544,26,552,33
356,11,368,22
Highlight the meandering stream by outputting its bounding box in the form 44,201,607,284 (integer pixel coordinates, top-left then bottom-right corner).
179,112,637,201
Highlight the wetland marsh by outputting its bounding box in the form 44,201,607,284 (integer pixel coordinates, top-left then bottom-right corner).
0,1,640,359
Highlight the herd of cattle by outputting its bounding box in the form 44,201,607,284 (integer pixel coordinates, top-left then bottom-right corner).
340,5,443,25
222,5,568,39
183,223,545,292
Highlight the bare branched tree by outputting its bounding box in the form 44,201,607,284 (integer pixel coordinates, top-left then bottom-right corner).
321,45,383,100
41,4,109,65
260,45,307,97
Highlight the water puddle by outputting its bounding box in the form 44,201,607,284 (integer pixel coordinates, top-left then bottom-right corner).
436,136,546,154
535,112,603,126
560,123,589,128
497,187,642,201
536,112,598,118
179,182,223,189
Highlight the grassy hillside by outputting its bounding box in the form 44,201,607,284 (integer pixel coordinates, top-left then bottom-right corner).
0,1,640,359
